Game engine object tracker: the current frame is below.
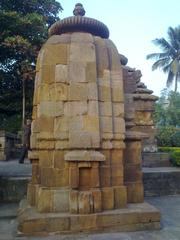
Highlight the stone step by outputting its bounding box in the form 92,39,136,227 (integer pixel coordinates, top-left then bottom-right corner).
142,152,171,167
143,167,180,197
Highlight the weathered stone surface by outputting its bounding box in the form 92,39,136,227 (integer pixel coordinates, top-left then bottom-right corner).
32,117,54,133
78,191,92,214
55,140,69,149
106,39,121,71
46,34,71,44
65,150,105,162
94,36,109,78
111,149,123,165
86,62,97,82
98,85,111,101
113,103,124,117
38,140,55,150
39,65,55,84
53,150,65,169
113,117,125,133
37,101,63,117
18,200,160,234
92,190,102,212
69,62,86,83
50,83,68,101
55,64,68,83
100,166,111,187
27,183,39,206
69,131,91,148
91,165,100,188
70,43,96,63
31,163,40,184
68,83,88,101
88,82,98,100
114,186,127,208
83,116,99,132
112,140,125,149
37,84,51,102
134,111,153,125
69,190,78,214
39,150,54,167
30,134,39,149
124,141,141,164
102,187,114,210
32,105,37,120
88,101,99,116
69,166,79,188
42,44,69,65
101,140,113,149
53,189,69,212
40,167,69,187
124,167,142,182
126,182,144,203
112,87,124,103
64,101,87,116
99,102,112,116
111,166,124,186
37,187,53,212
71,32,94,43
100,117,113,133
54,117,69,139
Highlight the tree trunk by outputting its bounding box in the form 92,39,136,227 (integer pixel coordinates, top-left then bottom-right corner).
22,79,26,126
174,74,178,92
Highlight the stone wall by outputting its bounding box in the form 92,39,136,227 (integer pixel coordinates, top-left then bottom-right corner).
143,168,180,196
0,131,20,161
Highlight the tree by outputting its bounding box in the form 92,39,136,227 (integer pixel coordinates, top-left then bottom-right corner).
154,89,180,127
0,0,63,132
147,26,180,92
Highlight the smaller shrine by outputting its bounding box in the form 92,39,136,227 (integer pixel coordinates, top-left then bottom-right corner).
18,4,160,235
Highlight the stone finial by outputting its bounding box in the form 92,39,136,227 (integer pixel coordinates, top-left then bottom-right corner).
73,3,86,16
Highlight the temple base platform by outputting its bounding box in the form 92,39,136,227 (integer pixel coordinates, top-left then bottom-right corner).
18,199,160,236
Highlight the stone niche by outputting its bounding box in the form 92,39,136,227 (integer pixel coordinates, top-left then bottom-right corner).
18,3,160,235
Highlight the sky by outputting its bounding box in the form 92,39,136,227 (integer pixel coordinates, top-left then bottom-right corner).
58,0,180,96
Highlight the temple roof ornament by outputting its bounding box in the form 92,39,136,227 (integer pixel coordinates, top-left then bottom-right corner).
49,3,109,38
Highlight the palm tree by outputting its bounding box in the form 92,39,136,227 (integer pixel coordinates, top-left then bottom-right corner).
147,26,180,92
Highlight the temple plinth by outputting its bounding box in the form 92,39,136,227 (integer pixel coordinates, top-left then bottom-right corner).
18,4,160,235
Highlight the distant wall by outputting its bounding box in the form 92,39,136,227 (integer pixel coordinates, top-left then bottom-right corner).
0,130,21,161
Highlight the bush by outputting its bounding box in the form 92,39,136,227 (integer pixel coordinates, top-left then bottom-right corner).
171,131,180,147
156,127,180,147
158,147,180,166
158,147,180,152
171,150,180,166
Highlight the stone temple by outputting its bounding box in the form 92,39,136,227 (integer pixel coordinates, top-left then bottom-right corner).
18,3,160,235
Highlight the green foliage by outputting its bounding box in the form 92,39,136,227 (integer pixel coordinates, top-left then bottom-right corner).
171,150,180,166
154,90,180,127
155,126,178,146
158,147,180,152
171,131,180,147
158,147,180,167
146,26,180,92
0,0,63,133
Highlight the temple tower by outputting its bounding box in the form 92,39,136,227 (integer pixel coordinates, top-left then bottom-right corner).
18,4,160,235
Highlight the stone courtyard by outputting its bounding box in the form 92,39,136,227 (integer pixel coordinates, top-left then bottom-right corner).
1,194,180,239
